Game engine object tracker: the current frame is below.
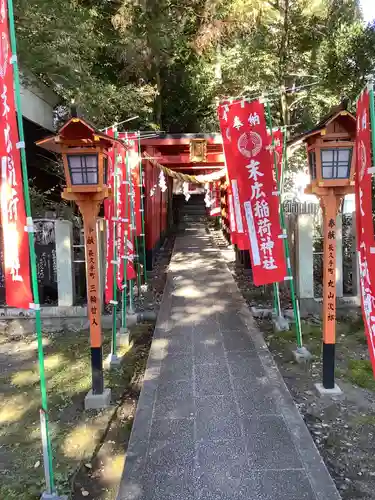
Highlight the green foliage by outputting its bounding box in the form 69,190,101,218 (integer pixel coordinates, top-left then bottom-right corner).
14,0,375,137
346,359,375,390
14,0,155,128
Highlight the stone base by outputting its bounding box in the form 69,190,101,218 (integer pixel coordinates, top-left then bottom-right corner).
293,346,313,364
284,309,296,322
104,353,123,369
315,382,343,396
127,313,138,327
41,493,68,500
84,388,111,410
250,306,273,319
118,328,130,347
272,315,290,332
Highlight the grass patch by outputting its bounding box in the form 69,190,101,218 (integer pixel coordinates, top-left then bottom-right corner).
351,327,367,346
345,359,375,391
336,317,367,346
350,413,375,427
0,322,154,499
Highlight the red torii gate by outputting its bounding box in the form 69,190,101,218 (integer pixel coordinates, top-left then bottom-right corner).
140,133,226,269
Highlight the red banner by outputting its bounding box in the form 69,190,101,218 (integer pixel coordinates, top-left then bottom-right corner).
218,99,287,285
104,128,116,304
355,89,375,372
126,234,136,281
122,134,137,282
272,129,284,182
209,180,221,217
105,133,138,301
121,142,137,283
227,184,237,244
0,4,32,309
119,132,142,236
116,147,125,290
219,103,249,250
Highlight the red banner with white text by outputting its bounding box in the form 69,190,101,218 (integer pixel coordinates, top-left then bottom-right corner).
219,103,249,250
218,99,287,285
104,128,116,304
273,129,284,182
209,180,221,216
355,89,375,372
0,4,32,309
227,184,237,245
105,133,137,302
121,134,137,282
116,146,125,290
119,132,142,236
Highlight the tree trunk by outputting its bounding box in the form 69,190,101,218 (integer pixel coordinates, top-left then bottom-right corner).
154,64,163,129
278,0,290,130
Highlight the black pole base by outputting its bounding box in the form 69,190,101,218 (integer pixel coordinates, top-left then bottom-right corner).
322,342,335,389
243,251,251,269
239,250,245,265
145,248,153,271
91,346,104,395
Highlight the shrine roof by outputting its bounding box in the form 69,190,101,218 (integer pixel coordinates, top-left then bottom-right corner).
139,132,225,173
288,100,356,148
140,132,223,146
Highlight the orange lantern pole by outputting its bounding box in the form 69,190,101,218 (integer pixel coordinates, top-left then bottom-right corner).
37,115,117,408
320,191,342,389
76,196,104,392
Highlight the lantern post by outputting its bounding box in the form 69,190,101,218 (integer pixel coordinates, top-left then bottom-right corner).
37,117,117,409
303,105,356,394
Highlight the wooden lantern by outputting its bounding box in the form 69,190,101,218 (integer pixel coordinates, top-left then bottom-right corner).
37,117,116,198
304,107,356,195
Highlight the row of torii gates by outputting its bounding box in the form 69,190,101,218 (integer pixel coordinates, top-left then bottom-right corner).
141,133,227,268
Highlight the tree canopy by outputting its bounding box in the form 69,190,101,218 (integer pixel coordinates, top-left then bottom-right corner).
14,0,375,135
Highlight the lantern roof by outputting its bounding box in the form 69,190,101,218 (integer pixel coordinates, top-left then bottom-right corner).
36,117,124,153
289,100,356,148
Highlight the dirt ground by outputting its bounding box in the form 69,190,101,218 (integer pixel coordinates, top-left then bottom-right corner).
210,224,375,500
0,321,154,500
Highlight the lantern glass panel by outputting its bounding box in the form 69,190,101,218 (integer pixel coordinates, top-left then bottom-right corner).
67,154,98,185
321,148,352,179
308,151,316,179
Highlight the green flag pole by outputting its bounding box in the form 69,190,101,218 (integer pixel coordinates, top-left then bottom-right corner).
137,132,148,284
7,0,60,496
273,282,282,316
265,101,304,349
109,130,120,363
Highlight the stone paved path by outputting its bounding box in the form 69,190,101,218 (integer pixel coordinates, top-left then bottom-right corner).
117,224,341,500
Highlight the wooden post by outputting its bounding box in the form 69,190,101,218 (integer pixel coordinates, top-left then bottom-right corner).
321,190,342,389
75,197,104,395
